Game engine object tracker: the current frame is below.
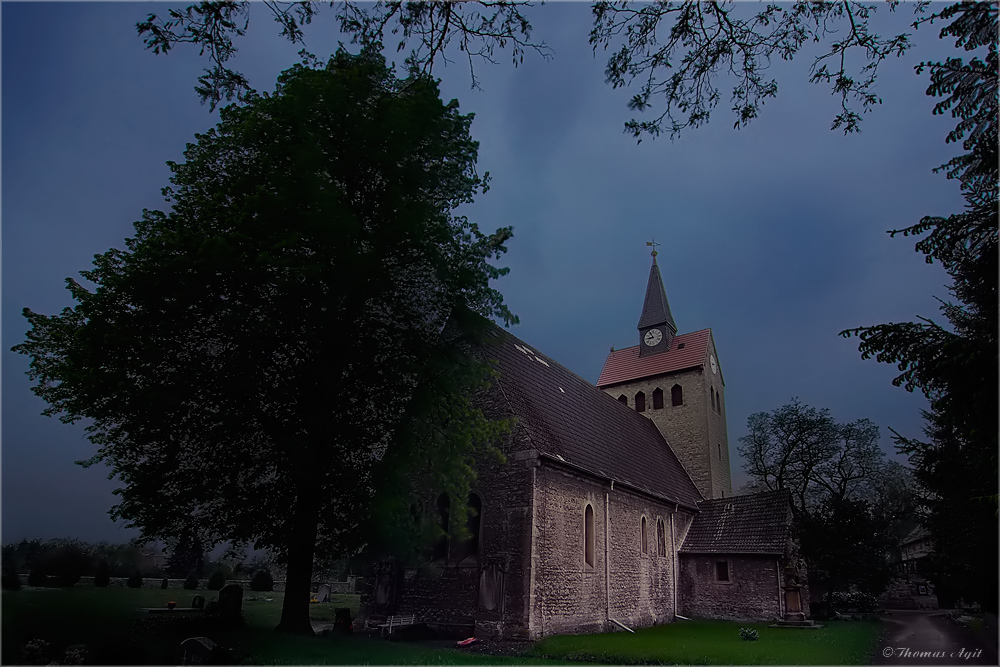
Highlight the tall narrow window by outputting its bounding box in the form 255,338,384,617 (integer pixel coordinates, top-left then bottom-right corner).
433,494,450,561
635,391,646,412
641,517,648,554
457,493,482,563
584,505,595,567
718,443,722,460
657,519,666,557
711,388,716,411
716,561,730,582
671,384,683,406
618,394,627,405
716,392,722,413
652,388,664,409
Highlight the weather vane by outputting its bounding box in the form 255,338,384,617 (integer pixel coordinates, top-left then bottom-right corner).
646,238,661,259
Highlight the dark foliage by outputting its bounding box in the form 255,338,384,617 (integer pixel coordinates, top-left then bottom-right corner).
126,571,143,588
841,1,998,613
94,559,112,587
27,568,48,587
249,569,274,592
161,577,170,589
1,568,21,591
138,1,932,137
207,569,226,590
166,533,205,579
184,573,200,590
42,542,92,586
739,400,910,600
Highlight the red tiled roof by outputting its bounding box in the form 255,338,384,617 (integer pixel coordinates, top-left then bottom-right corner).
479,326,704,510
596,329,712,387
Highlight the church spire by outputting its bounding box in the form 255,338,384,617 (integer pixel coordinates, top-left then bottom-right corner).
637,242,677,356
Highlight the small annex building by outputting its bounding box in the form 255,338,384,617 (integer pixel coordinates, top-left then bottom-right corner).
360,250,803,639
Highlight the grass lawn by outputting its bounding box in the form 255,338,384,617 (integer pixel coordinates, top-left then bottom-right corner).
0,586,547,665
530,619,882,665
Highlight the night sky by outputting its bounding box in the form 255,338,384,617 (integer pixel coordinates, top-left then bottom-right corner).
2,3,967,544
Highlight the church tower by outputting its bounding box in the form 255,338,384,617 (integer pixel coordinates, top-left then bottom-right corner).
597,247,732,499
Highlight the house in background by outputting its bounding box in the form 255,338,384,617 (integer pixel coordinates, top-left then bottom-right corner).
361,251,805,638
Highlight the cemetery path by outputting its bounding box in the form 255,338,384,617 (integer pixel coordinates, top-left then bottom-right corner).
873,610,998,665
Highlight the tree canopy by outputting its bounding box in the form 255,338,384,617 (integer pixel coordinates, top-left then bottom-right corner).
841,1,998,612
13,48,515,633
138,0,937,136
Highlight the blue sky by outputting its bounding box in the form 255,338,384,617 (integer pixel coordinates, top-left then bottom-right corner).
2,2,966,543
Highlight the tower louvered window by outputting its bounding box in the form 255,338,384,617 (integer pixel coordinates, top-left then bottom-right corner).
671,384,683,406
652,387,663,409
635,391,646,412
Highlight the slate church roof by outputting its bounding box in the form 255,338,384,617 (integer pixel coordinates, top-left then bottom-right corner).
679,489,792,554
638,260,678,334
479,325,703,511
596,329,713,387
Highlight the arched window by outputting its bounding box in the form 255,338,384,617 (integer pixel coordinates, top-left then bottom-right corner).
657,519,666,557
456,493,482,563
641,516,648,554
652,387,664,409
618,394,628,405
716,391,723,413
711,388,716,411
635,391,646,412
433,494,450,561
671,384,683,406
584,504,595,567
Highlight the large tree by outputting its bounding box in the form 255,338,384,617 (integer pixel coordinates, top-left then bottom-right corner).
13,48,514,634
138,1,927,135
738,400,911,604
841,1,998,612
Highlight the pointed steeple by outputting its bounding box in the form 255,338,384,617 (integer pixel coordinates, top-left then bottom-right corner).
637,247,677,356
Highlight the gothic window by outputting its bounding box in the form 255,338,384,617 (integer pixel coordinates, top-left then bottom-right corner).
635,391,646,412
715,561,730,582
433,494,450,561
657,519,666,557
641,516,648,554
716,392,723,413
671,384,683,406
584,504,595,567
652,387,664,409
618,394,627,405
711,388,716,411
456,493,482,563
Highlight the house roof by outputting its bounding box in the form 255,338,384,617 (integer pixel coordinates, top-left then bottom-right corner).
679,489,792,554
638,259,678,334
596,329,712,387
480,326,704,510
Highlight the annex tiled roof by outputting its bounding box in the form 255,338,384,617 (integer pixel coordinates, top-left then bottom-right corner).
596,329,711,387
638,260,678,334
679,489,792,554
480,326,703,510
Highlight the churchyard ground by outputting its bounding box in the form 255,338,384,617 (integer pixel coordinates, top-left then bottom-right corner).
3,585,883,664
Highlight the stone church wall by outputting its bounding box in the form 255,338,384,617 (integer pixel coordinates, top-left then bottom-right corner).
604,367,716,499
704,338,732,499
528,462,692,637
678,554,783,620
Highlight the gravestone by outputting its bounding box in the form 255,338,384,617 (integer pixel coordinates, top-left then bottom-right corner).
317,584,331,604
333,607,353,634
218,584,243,622
191,595,205,610
180,637,216,665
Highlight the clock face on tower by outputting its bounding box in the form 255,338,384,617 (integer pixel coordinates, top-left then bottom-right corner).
710,354,718,374
644,328,662,347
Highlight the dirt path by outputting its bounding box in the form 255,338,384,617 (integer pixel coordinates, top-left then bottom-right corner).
873,610,997,665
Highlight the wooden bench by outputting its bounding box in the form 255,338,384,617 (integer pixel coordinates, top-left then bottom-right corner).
378,614,416,637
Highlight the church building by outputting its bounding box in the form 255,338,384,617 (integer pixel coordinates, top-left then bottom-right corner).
361,249,806,638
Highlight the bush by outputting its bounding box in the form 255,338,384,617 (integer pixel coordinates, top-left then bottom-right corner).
2,569,22,591
94,560,111,587
183,574,200,590
207,570,226,590
27,568,48,587
249,570,274,592
161,577,169,589
739,627,759,641
126,571,143,588
831,590,879,613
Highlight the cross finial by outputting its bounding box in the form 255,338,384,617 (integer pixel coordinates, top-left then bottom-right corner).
646,239,660,262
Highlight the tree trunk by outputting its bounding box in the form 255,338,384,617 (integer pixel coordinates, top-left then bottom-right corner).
276,490,320,634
